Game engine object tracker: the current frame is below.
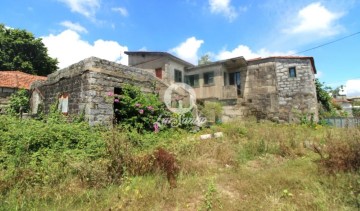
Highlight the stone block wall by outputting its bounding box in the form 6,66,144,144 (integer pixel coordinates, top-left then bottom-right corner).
0,87,17,113
31,57,169,126
243,61,279,120
243,58,318,122
275,58,318,122
32,73,89,115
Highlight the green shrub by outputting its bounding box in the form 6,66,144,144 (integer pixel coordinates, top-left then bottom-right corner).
108,84,172,133
0,116,105,193
6,89,29,115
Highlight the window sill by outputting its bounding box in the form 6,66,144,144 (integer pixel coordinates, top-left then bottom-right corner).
203,83,215,87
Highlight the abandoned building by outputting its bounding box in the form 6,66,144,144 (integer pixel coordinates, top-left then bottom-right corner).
30,57,169,125
30,51,319,125
0,71,46,113
125,51,318,122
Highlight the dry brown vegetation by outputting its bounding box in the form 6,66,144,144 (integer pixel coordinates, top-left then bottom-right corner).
1,117,359,210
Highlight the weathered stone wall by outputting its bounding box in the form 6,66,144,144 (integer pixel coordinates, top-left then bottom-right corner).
275,58,318,122
31,57,169,126
243,61,279,120
0,87,17,113
31,73,89,115
242,58,318,122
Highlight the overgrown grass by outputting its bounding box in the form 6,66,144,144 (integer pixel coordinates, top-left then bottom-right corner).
0,115,359,210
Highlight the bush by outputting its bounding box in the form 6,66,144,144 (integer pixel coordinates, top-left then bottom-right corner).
320,129,360,173
0,116,105,192
108,84,172,133
6,89,29,115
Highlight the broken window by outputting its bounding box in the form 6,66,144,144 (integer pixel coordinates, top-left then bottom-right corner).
185,74,199,87
204,71,214,85
289,67,296,78
58,93,69,115
155,68,162,79
174,69,182,82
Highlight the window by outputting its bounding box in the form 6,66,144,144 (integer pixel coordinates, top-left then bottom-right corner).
174,69,182,82
155,68,162,79
289,67,296,78
58,93,69,115
185,74,199,87
204,72,214,85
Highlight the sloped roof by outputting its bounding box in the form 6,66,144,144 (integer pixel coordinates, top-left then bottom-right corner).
125,51,195,67
186,56,247,70
247,56,317,74
0,71,47,89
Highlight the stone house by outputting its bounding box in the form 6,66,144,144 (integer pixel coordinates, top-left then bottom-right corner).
0,71,46,113
30,52,318,125
30,57,169,125
126,52,319,122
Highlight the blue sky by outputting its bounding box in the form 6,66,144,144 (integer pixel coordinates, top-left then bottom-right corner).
1,0,360,96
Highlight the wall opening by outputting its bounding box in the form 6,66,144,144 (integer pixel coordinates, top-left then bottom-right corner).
113,87,123,124
58,93,69,115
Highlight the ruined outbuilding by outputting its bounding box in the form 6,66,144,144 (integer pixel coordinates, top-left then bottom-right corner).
30,57,168,125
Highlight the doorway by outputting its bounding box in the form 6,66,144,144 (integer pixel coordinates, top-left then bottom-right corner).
229,72,241,97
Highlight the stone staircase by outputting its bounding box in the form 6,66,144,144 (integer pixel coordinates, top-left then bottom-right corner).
221,98,251,122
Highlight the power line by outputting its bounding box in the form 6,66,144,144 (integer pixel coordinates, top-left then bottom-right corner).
291,31,360,55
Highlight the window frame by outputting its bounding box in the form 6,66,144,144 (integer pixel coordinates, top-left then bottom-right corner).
289,67,297,78
185,74,200,87
174,69,182,82
203,71,215,86
155,68,162,79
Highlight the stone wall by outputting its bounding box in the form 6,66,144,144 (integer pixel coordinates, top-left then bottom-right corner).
275,58,318,122
244,61,278,120
31,57,169,126
0,87,17,113
243,58,318,122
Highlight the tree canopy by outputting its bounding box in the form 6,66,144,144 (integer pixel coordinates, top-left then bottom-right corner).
0,24,58,76
198,54,212,65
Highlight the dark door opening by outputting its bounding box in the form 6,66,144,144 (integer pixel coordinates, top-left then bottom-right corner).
229,72,241,97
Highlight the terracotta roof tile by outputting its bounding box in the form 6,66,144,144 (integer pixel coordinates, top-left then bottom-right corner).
0,71,47,89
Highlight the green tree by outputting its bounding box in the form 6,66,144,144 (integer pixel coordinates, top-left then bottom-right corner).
198,54,212,65
315,79,332,112
0,24,58,76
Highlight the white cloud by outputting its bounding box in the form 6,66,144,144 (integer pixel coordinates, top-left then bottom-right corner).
345,80,360,97
170,37,204,64
216,45,294,60
58,0,100,19
60,21,88,33
42,29,128,69
209,0,238,22
286,2,343,36
315,71,323,78
112,7,128,17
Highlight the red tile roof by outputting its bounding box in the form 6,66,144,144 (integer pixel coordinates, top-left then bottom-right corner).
0,71,47,89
